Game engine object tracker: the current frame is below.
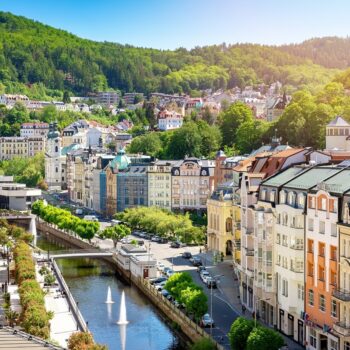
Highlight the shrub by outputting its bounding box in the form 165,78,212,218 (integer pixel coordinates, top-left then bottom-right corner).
190,338,216,350
228,317,255,350
246,327,284,350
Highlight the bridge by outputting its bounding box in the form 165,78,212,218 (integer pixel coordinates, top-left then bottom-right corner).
40,249,114,259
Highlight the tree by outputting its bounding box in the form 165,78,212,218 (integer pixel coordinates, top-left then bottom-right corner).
246,327,284,350
44,273,56,286
228,317,255,350
219,102,254,147
62,90,71,104
127,132,162,157
67,332,94,350
100,224,131,248
181,286,207,321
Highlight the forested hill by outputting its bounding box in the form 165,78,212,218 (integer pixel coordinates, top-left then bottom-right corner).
280,37,350,69
0,11,347,97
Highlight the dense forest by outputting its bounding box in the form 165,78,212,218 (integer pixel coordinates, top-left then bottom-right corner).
0,12,347,99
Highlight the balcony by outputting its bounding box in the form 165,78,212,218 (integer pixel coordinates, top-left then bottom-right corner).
246,248,254,256
333,322,350,337
333,288,350,302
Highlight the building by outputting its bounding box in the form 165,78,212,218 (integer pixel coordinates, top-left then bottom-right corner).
96,91,120,106
0,136,45,160
20,122,49,138
147,160,174,211
325,116,350,151
305,168,350,350
265,93,288,122
336,192,350,350
45,122,64,191
207,182,240,260
0,94,29,106
0,176,41,210
157,110,183,131
123,93,144,105
213,150,246,189
171,158,215,212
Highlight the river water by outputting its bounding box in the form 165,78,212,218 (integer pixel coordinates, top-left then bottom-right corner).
36,234,185,350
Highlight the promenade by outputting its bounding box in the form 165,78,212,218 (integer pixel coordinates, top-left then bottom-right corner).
36,259,80,348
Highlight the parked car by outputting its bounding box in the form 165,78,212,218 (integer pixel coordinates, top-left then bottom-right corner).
121,236,132,244
170,241,180,248
162,267,171,275
200,313,214,327
182,251,192,259
161,289,169,297
159,238,168,244
206,277,217,288
150,277,167,285
156,261,165,271
192,257,202,266
83,215,98,222
155,281,167,291
166,269,174,277
151,236,161,242
137,240,145,246
173,300,181,308
200,271,210,283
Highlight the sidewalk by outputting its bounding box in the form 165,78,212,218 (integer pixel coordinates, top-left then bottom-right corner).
199,252,304,350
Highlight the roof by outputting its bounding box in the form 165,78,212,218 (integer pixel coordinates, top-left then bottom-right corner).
283,166,341,190
262,166,306,187
61,143,82,156
327,116,350,127
233,157,256,172
310,169,350,194
109,149,131,170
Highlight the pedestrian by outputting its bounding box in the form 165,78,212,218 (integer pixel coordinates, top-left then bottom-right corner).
252,311,255,319
242,305,246,315
199,248,202,254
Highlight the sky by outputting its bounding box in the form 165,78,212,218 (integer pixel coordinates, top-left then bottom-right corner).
1,0,350,50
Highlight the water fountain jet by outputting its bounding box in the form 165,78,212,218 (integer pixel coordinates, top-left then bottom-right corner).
117,291,128,325
105,286,114,304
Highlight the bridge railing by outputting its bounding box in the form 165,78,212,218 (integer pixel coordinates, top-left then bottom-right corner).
51,259,88,332
48,248,113,256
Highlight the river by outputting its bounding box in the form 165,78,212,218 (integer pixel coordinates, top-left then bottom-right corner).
36,234,185,350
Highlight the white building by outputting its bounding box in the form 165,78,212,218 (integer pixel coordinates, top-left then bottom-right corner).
325,116,350,151
158,110,183,131
45,122,64,191
20,122,49,138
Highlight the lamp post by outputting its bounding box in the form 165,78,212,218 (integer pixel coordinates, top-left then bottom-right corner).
210,274,224,336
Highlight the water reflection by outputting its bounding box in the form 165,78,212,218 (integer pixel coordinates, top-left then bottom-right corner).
36,234,185,350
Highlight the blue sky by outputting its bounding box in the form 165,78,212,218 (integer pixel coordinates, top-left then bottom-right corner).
1,0,350,49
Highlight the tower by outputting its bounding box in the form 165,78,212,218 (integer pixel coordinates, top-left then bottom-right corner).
45,122,62,191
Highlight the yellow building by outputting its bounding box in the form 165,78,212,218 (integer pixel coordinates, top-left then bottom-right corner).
0,136,45,160
207,182,241,261
147,160,174,211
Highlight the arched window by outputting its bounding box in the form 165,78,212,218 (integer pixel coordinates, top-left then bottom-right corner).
288,191,296,207
280,190,286,204
283,212,288,226
297,193,306,208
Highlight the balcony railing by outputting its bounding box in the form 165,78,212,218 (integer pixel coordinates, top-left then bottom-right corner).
334,321,350,337
333,288,350,302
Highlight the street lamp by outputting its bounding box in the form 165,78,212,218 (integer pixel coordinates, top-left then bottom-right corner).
210,274,224,336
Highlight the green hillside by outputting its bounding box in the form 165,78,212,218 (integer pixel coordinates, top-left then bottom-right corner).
0,11,345,98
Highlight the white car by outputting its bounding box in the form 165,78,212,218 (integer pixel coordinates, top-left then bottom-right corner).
201,313,214,327
155,281,167,291
156,261,165,271
200,271,210,283
166,269,174,277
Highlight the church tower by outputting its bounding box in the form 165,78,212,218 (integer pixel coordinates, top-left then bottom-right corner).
45,122,62,191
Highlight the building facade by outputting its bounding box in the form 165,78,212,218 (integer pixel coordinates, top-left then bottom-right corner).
0,136,45,160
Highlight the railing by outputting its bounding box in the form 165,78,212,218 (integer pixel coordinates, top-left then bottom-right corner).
333,288,350,302
0,326,63,349
49,248,113,257
141,278,224,350
51,259,88,332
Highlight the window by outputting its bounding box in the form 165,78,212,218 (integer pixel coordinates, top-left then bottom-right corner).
310,196,316,209
270,190,276,202
298,193,306,208
345,341,350,350
298,284,304,300
288,191,296,206
280,190,286,204
276,233,281,244
309,289,314,306
319,242,325,257
282,235,288,247
331,300,337,318
331,224,337,237
330,339,338,350
319,294,326,312
261,189,267,200
308,218,314,231
308,239,314,253
55,167,58,173
309,329,317,348
319,266,325,281
321,197,327,211
282,279,288,297
319,221,325,234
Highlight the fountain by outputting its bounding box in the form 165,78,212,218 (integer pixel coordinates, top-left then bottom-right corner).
105,286,114,304
29,215,37,246
117,291,128,325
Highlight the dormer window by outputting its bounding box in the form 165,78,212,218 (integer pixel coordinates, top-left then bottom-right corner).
261,189,267,201
297,193,306,208
280,190,286,204
288,191,296,207
270,190,276,202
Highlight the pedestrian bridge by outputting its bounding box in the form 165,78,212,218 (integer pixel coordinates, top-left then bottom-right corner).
44,249,114,259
